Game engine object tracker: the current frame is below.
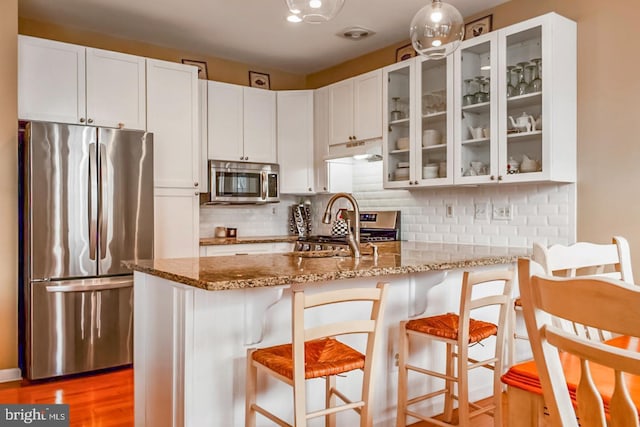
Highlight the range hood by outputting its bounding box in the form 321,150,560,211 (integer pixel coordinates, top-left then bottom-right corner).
325,138,382,162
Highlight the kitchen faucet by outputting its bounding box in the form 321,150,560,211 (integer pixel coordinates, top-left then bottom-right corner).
322,193,361,258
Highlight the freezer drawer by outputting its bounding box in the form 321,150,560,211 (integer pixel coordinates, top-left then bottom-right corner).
28,277,133,380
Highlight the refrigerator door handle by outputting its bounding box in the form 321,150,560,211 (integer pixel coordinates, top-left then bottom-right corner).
89,143,98,260
99,144,108,260
45,279,133,293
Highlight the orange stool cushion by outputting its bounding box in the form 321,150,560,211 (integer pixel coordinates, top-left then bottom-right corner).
406,313,498,343
252,338,365,380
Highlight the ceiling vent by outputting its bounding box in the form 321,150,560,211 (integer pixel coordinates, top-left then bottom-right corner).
338,26,375,40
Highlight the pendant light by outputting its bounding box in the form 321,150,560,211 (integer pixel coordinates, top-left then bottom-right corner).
410,0,464,60
285,0,345,24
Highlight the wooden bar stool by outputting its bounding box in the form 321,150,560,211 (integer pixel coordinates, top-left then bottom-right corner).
508,236,635,366
245,282,388,427
396,269,514,427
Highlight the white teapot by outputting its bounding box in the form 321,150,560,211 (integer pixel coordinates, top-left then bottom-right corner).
508,112,535,132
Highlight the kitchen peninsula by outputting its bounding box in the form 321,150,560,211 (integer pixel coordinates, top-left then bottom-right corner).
125,242,528,427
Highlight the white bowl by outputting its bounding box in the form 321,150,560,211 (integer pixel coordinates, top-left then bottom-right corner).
394,168,410,180
396,137,410,150
422,129,442,147
423,165,439,179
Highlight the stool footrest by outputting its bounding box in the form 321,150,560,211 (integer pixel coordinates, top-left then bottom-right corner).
306,401,364,419
406,363,455,381
329,387,363,415
407,388,447,406
252,404,291,427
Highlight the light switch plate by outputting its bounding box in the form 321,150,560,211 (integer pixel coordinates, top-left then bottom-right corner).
474,202,489,220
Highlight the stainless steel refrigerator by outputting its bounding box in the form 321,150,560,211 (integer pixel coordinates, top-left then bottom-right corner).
20,121,154,380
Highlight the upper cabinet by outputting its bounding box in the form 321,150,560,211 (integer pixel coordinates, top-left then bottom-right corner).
208,81,277,164
18,35,146,130
328,69,382,145
277,90,315,194
454,13,576,184
146,58,199,189
383,55,454,189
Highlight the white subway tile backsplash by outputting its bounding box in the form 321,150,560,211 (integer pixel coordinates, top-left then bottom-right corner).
200,160,575,248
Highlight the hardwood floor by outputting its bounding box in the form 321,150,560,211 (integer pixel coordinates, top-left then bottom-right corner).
0,368,496,426
0,368,133,427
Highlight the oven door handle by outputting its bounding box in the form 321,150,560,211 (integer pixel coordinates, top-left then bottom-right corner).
46,279,132,293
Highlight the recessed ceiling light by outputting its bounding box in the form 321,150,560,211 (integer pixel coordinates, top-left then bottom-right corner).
338,26,376,40
287,14,303,23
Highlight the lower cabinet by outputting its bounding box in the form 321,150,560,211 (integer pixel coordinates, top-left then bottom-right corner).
200,242,294,256
154,188,200,259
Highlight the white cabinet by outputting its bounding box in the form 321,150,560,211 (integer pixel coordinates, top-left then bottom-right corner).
208,81,277,163
198,80,209,193
382,56,454,189
277,90,315,194
146,58,199,189
328,69,382,145
200,242,293,256
453,12,576,185
154,188,200,259
18,35,146,130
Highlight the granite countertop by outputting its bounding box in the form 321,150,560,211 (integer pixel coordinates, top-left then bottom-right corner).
124,241,529,292
199,235,298,246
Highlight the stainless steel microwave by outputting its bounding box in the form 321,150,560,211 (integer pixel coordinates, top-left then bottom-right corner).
207,161,279,204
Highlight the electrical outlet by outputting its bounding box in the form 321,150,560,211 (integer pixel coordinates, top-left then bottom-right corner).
445,204,454,218
492,204,513,221
474,202,489,220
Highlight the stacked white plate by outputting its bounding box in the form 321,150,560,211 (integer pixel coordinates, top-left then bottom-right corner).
395,162,410,180
422,163,439,179
422,129,442,147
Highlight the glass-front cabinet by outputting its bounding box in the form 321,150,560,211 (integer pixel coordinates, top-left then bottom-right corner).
383,55,453,188
454,32,498,184
383,60,414,188
454,12,576,185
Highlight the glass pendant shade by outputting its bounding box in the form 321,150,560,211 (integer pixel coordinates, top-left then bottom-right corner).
285,0,345,23
410,0,464,60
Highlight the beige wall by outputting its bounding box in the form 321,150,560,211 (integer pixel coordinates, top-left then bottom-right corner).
19,18,307,90
309,0,640,279
0,0,18,370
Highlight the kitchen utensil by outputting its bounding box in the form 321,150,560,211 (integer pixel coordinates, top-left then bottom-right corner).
397,161,410,168
226,227,237,238
515,63,530,95
215,226,227,238
520,155,539,173
463,79,476,106
469,127,484,140
507,157,520,174
394,167,410,180
396,137,409,150
390,97,403,121
482,127,490,138
470,161,485,175
506,65,516,98
422,129,441,147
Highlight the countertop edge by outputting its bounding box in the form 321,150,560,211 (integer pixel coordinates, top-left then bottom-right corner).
199,236,298,246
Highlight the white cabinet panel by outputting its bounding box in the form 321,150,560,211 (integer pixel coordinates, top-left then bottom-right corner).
354,70,383,141
277,90,314,194
86,48,146,130
243,87,277,163
208,81,244,162
18,36,85,124
313,87,329,193
147,59,199,189
154,188,199,259
328,69,382,146
328,80,354,146
199,80,209,193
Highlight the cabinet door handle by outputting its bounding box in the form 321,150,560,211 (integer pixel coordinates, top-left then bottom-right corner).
323,187,327,191
194,182,199,187
79,117,85,123
498,175,503,181
490,175,495,181
245,156,249,161
88,118,94,124
308,187,312,191
240,156,244,160
195,191,199,196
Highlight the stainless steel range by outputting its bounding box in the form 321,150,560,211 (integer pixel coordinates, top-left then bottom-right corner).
293,210,400,252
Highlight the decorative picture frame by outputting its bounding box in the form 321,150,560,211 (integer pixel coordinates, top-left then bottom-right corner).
249,71,271,89
464,15,493,40
181,59,208,80
395,43,416,63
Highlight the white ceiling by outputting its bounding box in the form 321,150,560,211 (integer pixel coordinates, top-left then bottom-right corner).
19,0,509,74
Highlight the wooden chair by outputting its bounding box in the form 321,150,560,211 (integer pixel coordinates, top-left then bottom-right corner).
509,236,634,365
517,257,640,426
396,269,514,427
245,282,388,427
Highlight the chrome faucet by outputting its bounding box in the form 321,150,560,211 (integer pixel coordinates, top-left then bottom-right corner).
322,193,361,258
